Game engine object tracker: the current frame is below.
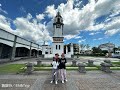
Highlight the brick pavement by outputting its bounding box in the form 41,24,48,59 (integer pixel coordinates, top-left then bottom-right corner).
0,71,119,90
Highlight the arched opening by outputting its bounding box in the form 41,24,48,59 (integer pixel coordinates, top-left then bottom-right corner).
39,50,42,55
15,47,29,57
0,43,12,59
31,49,37,57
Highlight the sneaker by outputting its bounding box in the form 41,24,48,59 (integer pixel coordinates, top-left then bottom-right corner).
62,80,64,83
55,81,58,84
50,81,53,83
65,79,68,82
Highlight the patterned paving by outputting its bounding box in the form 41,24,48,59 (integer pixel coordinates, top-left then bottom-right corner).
0,71,120,90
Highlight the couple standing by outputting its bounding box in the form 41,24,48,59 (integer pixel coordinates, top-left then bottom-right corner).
50,53,67,84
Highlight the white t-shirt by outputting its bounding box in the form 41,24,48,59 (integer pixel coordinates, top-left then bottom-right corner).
52,61,59,69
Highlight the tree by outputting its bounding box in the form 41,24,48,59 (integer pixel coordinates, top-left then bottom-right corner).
86,44,90,50
92,47,102,54
118,46,120,50
80,44,86,54
113,47,118,53
101,50,108,55
80,44,85,51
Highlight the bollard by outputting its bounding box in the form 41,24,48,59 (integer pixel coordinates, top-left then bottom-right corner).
37,60,42,66
100,63,105,71
104,60,112,66
104,63,112,73
100,62,112,73
88,60,94,66
78,63,86,73
26,62,34,74
72,60,77,66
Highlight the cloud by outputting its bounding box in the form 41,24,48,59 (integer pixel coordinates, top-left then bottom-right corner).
61,0,94,34
0,4,8,14
104,16,120,36
105,29,120,36
64,35,77,40
36,14,44,21
74,36,82,39
13,13,52,44
45,5,56,18
89,31,101,35
0,13,52,45
78,39,86,43
93,37,103,40
89,33,95,36
45,0,120,37
87,23,104,31
64,34,82,40
0,15,13,32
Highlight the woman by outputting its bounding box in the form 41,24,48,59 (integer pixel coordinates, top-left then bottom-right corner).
59,53,67,83
50,53,60,84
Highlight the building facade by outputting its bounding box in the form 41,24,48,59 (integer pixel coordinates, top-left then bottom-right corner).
98,42,115,52
0,28,41,60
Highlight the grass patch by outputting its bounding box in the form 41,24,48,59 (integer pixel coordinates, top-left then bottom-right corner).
110,67,120,70
34,64,51,67
0,64,25,74
34,67,78,71
66,67,78,70
0,63,119,74
34,67,52,71
85,67,99,71
35,64,77,67
33,67,98,71
112,62,120,67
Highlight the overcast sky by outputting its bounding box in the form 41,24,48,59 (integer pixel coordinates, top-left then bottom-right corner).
0,0,120,47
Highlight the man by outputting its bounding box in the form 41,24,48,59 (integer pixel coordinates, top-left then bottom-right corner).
59,53,67,83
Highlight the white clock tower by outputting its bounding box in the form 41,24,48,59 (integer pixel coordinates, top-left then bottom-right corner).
52,12,64,55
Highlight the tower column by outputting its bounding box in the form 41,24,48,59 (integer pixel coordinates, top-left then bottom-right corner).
10,35,17,60
0,43,3,58
37,45,39,58
29,42,32,58
71,43,74,55
66,45,68,54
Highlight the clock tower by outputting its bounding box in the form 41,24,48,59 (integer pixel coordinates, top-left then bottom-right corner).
52,12,64,55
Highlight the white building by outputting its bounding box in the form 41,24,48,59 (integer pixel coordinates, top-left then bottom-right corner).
98,42,115,52
42,12,73,58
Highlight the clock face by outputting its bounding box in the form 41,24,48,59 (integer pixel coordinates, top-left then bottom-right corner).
56,24,60,28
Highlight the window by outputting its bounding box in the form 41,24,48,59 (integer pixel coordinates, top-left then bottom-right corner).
45,52,48,54
58,18,60,23
59,45,60,50
56,45,57,50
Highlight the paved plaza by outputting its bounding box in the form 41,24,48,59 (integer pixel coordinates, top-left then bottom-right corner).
0,71,120,90
0,57,120,90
